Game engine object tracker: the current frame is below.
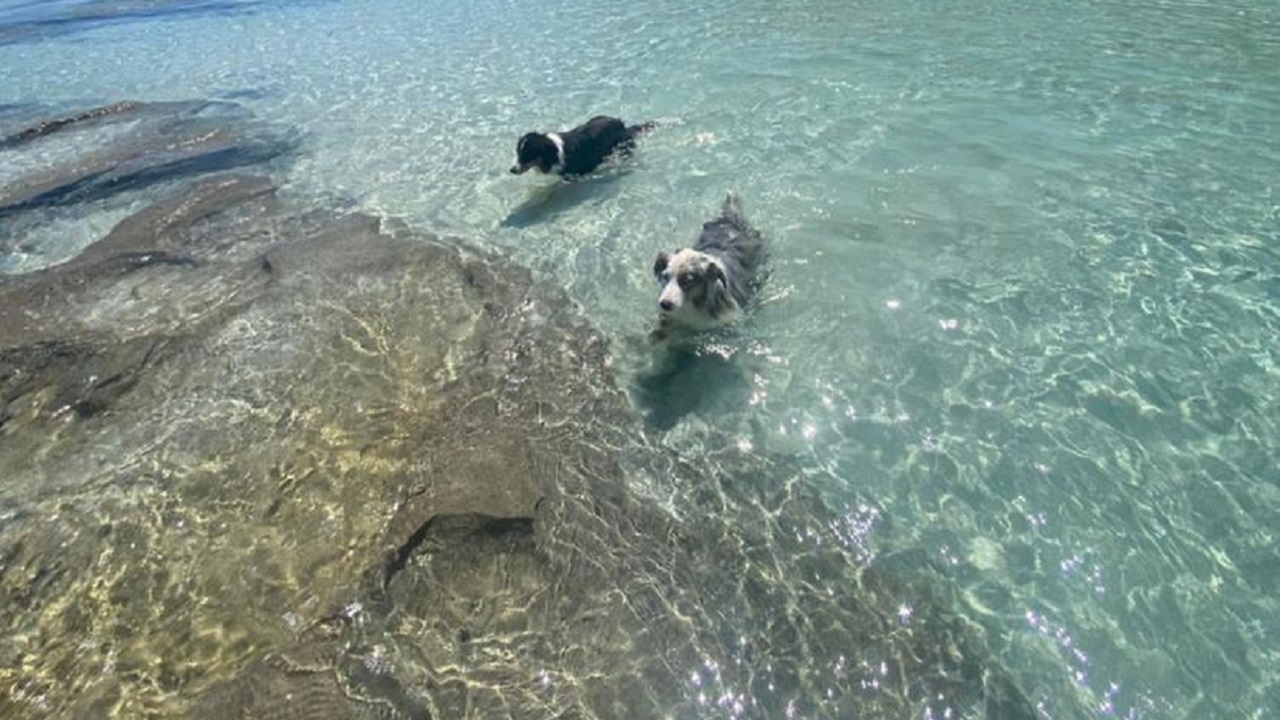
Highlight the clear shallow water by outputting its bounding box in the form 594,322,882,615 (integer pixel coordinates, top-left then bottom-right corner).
3,0,1280,718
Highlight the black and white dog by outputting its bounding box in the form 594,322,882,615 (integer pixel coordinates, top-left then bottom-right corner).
510,115,655,178
652,193,767,338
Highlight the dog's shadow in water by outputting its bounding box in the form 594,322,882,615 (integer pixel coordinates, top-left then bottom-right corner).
500,171,625,229
631,339,754,431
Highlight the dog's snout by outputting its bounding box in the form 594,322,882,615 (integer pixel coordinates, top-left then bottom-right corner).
659,299,675,312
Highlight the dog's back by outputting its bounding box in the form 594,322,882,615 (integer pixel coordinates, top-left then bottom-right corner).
570,115,656,143
560,116,641,176
695,193,767,309
569,116,629,146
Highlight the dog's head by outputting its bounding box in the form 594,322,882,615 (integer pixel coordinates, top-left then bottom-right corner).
510,132,562,175
652,248,735,329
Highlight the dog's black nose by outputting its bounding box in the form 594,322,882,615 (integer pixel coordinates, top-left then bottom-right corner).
659,299,674,312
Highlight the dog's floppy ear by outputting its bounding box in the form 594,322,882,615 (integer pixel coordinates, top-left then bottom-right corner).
707,262,733,318
708,262,726,288
653,251,670,277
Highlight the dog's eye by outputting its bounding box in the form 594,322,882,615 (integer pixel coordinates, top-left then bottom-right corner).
678,273,699,290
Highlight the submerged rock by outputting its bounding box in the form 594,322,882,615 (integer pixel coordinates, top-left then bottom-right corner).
0,100,293,216
0,1,263,46
0,102,1047,720
0,99,297,269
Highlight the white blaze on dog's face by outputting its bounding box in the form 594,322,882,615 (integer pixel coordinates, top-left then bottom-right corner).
653,248,736,329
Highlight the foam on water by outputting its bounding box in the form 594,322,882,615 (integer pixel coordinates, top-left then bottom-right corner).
3,0,1279,717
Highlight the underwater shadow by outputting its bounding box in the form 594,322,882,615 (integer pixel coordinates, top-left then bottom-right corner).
631,338,754,431
499,170,627,229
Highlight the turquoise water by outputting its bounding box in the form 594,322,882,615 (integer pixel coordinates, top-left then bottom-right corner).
3,0,1279,718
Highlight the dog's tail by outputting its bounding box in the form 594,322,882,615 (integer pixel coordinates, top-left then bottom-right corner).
720,191,744,222
628,120,659,137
